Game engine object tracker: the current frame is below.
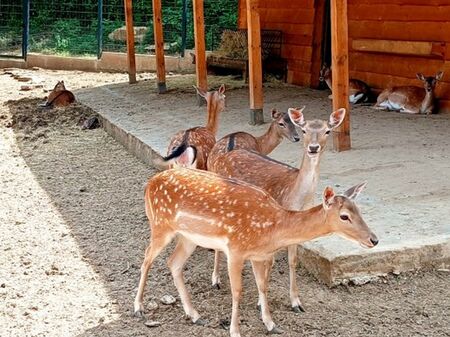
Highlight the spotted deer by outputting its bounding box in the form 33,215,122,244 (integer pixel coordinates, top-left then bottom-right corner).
39,80,75,108
209,108,346,312
154,84,226,169
134,167,378,337
207,107,303,172
319,64,372,104
375,71,444,114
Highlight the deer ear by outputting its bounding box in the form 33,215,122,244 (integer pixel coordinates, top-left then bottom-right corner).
435,71,444,81
328,108,346,129
416,73,426,81
194,86,208,98
344,182,367,200
271,108,282,120
176,146,197,167
288,107,306,127
323,186,335,209
218,84,226,95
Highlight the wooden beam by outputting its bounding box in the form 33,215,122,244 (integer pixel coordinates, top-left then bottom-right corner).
310,0,327,88
152,0,167,93
124,0,136,84
192,0,207,105
352,39,445,58
331,0,351,151
246,0,264,125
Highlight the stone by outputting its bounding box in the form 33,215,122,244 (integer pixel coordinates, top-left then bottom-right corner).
160,294,176,305
108,26,148,43
144,320,161,328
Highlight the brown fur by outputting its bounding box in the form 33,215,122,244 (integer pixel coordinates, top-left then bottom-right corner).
44,81,75,107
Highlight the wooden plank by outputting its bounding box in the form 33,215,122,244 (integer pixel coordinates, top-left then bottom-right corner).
349,21,450,42
192,0,208,99
259,9,315,24
352,39,434,56
246,0,264,125
282,45,313,61
124,0,136,84
287,59,312,73
259,0,315,9
310,0,326,88
348,4,450,22
238,0,247,29
331,0,351,151
287,70,311,86
260,22,314,36
282,33,313,47
152,0,166,92
348,0,450,5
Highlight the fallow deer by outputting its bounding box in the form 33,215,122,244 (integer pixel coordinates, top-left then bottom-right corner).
320,64,372,104
374,71,444,114
154,84,226,170
209,108,346,312
207,107,303,172
134,167,378,337
40,80,75,108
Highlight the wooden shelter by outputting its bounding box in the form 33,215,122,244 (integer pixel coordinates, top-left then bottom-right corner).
124,0,450,152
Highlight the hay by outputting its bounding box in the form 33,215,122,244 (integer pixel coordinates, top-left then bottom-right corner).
215,30,248,59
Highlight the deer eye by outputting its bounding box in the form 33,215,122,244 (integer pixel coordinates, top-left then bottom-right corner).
278,123,286,128
301,129,306,134
340,214,349,221
325,130,331,135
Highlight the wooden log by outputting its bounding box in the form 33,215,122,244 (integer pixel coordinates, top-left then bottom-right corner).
331,0,351,151
152,0,166,93
193,0,207,105
124,0,136,84
246,0,264,125
310,0,326,88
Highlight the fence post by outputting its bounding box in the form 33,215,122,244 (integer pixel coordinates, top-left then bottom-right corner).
22,0,30,60
180,0,188,57
97,0,103,59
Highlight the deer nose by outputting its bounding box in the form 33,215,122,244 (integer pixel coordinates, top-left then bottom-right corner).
370,238,379,246
293,136,300,142
308,145,320,153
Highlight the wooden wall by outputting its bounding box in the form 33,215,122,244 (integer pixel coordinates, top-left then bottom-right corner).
238,0,450,112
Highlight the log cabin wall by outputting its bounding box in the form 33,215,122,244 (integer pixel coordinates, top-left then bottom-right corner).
348,0,450,112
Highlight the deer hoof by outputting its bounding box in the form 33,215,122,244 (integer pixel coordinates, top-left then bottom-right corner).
292,305,305,313
256,304,261,312
193,318,207,326
267,326,284,334
212,283,221,290
134,309,145,319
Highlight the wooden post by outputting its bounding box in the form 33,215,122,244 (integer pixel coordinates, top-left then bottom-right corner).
192,0,207,105
246,0,264,125
124,0,136,84
331,0,351,151
152,0,167,93
310,0,326,89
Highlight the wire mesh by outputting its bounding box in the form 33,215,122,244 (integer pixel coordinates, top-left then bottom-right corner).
0,1,24,57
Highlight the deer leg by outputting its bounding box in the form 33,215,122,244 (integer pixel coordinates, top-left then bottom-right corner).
227,255,244,337
167,237,203,324
256,257,274,309
134,231,175,316
288,244,305,313
251,260,282,334
211,250,221,289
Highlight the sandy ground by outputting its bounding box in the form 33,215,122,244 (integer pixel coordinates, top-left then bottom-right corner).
0,69,449,337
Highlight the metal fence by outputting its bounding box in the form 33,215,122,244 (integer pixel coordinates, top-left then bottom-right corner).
0,0,237,59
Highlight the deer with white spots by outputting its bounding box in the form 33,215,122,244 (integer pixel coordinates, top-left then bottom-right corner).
209,108,346,312
154,84,226,169
134,167,378,337
207,107,303,173
374,71,444,114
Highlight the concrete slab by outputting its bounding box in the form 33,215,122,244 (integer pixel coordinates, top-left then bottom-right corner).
76,76,450,285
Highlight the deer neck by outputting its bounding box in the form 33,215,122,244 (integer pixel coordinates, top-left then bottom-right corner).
205,98,221,136
255,122,282,155
282,151,322,210
270,205,330,249
325,75,333,91
420,89,434,114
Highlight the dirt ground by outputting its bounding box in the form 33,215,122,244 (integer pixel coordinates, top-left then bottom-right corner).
0,69,449,337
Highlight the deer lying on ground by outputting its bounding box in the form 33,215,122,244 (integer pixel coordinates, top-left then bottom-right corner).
209,108,346,312
134,167,378,337
374,71,444,114
154,84,226,169
207,107,303,173
39,80,75,108
320,64,372,104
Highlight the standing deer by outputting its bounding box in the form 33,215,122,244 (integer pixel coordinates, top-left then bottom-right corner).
374,71,444,114
209,108,346,312
320,64,372,104
207,107,303,173
134,168,378,337
154,85,226,169
39,80,75,108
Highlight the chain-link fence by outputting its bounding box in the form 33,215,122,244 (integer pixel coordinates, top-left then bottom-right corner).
0,0,237,59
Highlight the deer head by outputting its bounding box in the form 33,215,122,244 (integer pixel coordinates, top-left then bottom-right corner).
416,71,444,93
53,80,66,91
292,107,346,157
271,107,302,143
319,64,331,82
195,84,226,112
323,183,378,248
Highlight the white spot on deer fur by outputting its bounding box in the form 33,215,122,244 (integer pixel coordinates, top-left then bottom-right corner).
212,208,217,212
164,190,168,195
167,208,172,215
244,201,249,207
167,195,172,203
226,212,235,218
174,203,178,209
154,198,159,205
